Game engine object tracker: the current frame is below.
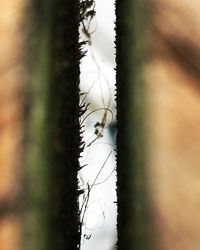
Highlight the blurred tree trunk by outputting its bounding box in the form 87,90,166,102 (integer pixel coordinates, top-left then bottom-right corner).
24,1,81,250
116,0,200,250
0,1,81,250
115,1,157,249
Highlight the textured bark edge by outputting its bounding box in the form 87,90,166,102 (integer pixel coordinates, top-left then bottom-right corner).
22,1,82,249
49,1,83,249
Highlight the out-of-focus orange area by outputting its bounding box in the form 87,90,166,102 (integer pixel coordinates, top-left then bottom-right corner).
0,216,21,250
0,1,25,249
146,1,200,249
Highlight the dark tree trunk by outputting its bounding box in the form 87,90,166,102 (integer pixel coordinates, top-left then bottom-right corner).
50,1,82,249
115,1,158,249
23,1,81,250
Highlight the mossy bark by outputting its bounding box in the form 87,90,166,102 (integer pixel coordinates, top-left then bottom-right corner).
23,1,81,250
115,1,157,249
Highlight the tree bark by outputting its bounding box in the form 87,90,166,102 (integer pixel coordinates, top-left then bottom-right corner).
22,1,81,250
115,1,157,249
116,0,200,250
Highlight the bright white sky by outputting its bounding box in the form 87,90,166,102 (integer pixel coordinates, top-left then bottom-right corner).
79,0,116,250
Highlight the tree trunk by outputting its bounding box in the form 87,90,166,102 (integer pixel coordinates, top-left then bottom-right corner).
115,1,157,249
23,1,81,250
0,1,81,250
116,1,200,250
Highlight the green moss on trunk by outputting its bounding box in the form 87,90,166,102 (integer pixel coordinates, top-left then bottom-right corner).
23,1,53,249
23,1,81,249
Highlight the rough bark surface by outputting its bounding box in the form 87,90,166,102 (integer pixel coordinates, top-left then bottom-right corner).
50,1,82,249
23,1,81,250
0,1,82,250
